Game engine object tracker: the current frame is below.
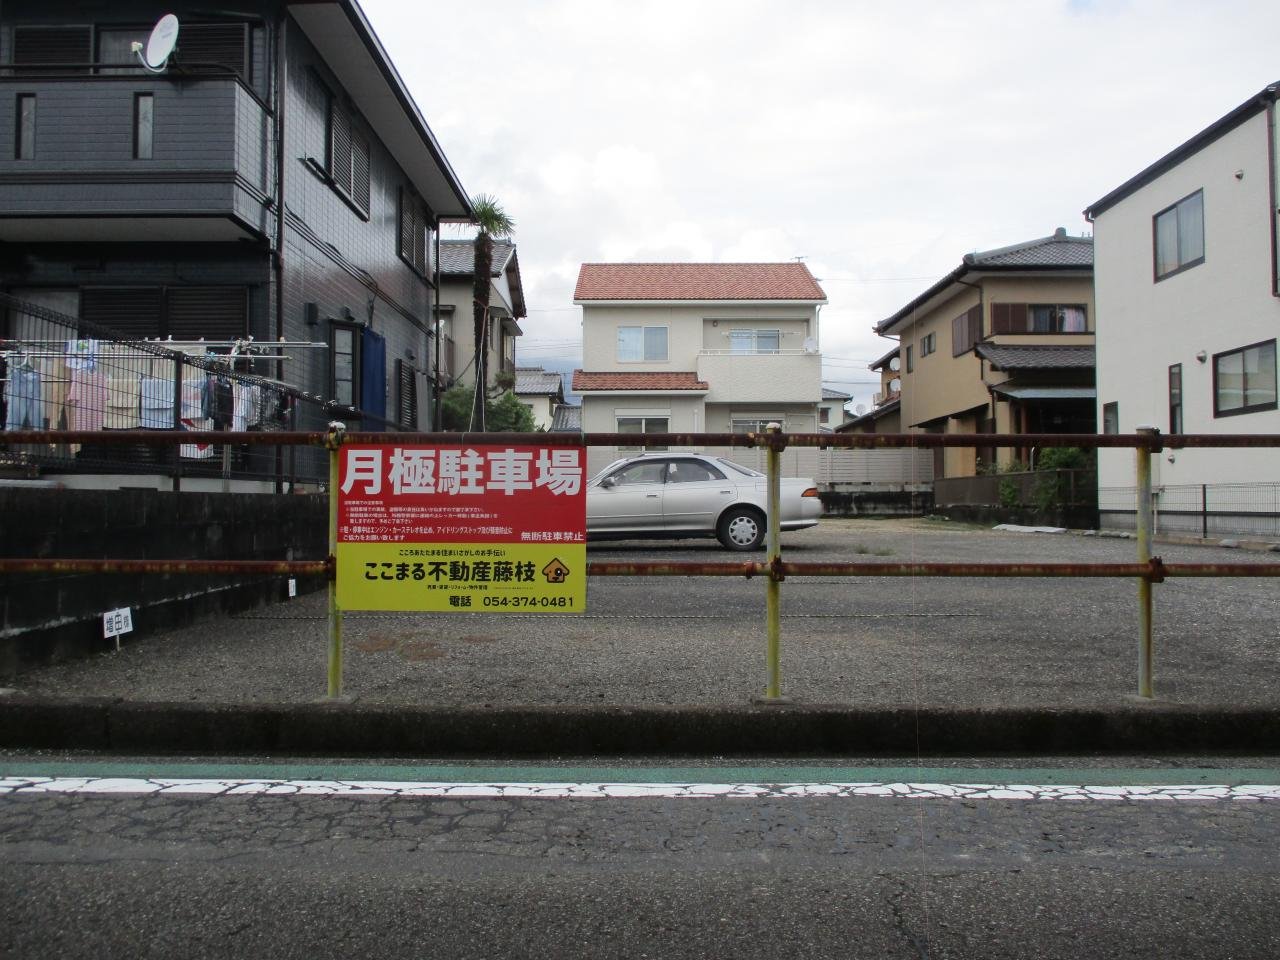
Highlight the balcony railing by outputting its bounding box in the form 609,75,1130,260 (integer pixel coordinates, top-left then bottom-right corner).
0,73,271,241
696,350,821,404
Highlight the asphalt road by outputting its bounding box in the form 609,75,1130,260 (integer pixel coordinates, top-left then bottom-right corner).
10,519,1279,710
4,760,1280,959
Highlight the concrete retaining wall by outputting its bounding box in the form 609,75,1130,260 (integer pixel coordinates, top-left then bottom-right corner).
2,698,1278,756
0,488,327,678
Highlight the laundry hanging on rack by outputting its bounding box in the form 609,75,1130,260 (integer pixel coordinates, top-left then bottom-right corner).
3,359,42,431
105,375,142,429
139,376,175,429
66,367,108,432
65,338,99,371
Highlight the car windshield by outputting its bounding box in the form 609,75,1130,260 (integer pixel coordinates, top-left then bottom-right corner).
716,458,763,477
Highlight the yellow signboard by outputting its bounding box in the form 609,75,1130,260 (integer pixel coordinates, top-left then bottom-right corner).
335,444,587,613
337,541,585,612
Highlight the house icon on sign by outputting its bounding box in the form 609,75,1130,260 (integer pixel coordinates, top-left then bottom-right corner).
541,558,571,584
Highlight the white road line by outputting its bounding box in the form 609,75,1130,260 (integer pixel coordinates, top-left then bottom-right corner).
2,777,1280,800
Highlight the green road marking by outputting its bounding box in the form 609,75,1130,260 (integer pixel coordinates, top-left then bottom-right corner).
3,760,1280,786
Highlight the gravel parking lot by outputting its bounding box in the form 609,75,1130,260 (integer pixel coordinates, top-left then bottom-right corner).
10,518,1280,710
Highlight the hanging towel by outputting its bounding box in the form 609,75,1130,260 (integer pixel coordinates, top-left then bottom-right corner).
180,379,205,420
105,376,141,429
231,382,256,432
139,377,175,429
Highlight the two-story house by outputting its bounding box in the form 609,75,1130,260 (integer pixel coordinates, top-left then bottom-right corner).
436,238,525,399
1085,82,1279,535
0,0,471,484
513,366,564,431
873,229,1095,480
840,345,902,434
572,262,826,476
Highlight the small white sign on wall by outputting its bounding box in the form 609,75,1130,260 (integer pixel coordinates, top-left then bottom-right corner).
102,607,134,639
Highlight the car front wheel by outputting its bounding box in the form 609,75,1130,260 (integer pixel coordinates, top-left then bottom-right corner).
717,506,765,551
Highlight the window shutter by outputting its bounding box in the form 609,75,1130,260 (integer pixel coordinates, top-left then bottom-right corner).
399,189,414,263
175,23,248,77
991,303,1027,335
13,26,91,72
351,130,371,213
396,358,417,429
81,287,165,340
166,287,248,341
330,105,353,195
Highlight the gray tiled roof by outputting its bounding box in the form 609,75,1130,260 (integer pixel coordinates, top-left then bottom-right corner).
440,239,515,276
966,229,1094,268
876,228,1092,336
976,343,1096,370
514,367,563,396
822,386,852,401
550,403,582,432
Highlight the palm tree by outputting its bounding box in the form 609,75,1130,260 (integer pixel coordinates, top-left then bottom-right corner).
470,194,515,430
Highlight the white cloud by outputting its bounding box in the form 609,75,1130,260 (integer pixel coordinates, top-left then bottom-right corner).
364,0,1279,408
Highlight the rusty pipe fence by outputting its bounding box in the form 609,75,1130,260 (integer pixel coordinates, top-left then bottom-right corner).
3,426,1279,702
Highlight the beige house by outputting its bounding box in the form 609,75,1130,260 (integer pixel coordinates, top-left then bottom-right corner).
839,345,901,434
572,263,827,476
436,239,525,393
873,229,1095,479
513,366,565,430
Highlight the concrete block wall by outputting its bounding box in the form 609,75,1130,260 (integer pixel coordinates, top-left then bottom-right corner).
0,488,327,678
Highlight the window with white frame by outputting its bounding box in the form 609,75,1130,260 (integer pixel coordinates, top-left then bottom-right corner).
732,417,783,435
919,332,936,357
729,328,781,354
617,415,668,450
617,326,667,362
1213,340,1276,417
1154,189,1204,280
1102,401,1119,435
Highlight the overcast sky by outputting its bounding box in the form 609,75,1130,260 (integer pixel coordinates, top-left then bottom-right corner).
362,0,1277,411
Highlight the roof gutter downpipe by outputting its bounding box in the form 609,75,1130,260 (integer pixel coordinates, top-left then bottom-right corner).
272,12,288,492
273,15,288,340
1266,88,1278,298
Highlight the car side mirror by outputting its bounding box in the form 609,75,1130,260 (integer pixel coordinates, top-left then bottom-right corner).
600,476,617,489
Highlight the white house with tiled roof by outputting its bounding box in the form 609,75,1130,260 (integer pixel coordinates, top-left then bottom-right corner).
572,262,826,475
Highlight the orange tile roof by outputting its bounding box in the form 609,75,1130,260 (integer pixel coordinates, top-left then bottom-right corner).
574,263,826,302
572,371,709,392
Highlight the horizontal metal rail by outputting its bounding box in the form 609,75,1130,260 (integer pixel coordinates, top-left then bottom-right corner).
5,430,1279,450
10,559,1276,580
587,561,1280,580
7,424,1278,703
0,559,331,576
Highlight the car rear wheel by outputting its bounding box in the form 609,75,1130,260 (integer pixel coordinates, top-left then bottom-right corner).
717,506,765,551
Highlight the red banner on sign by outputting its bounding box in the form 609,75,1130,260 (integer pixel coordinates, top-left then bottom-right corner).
338,445,586,545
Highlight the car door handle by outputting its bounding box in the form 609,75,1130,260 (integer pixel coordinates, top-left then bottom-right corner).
720,489,732,495
646,493,659,498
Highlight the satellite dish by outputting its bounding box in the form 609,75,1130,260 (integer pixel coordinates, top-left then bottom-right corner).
138,14,180,73
888,356,900,372
802,337,818,354
854,404,867,416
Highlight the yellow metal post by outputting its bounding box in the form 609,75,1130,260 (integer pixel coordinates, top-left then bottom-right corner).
764,422,783,701
1135,426,1156,699
326,422,346,699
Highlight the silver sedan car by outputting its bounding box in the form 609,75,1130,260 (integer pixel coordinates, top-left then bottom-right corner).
586,452,823,550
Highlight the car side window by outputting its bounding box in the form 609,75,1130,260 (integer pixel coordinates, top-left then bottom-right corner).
610,461,668,485
668,460,725,483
